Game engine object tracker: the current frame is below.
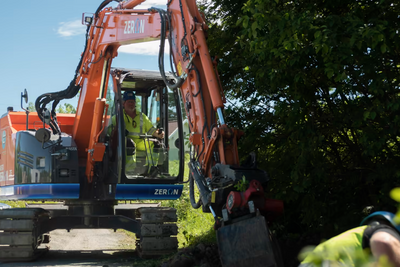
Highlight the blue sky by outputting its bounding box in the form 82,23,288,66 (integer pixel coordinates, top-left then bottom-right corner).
0,0,169,115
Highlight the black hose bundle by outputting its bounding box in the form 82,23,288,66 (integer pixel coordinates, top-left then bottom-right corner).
149,7,183,90
35,0,121,134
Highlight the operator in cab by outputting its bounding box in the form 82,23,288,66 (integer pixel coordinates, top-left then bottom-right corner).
122,91,164,174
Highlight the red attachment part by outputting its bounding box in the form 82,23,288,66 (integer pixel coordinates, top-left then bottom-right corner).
262,198,284,214
226,180,264,213
244,179,264,199
226,180,284,219
226,191,242,213
262,198,284,222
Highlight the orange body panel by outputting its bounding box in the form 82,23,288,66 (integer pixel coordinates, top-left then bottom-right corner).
0,114,16,186
85,98,107,182
3,112,74,133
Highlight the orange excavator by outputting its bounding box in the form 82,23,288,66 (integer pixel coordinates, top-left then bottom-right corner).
0,0,284,266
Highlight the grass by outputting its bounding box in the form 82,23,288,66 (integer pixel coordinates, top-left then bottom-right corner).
161,182,216,248
162,154,216,248
117,230,136,250
1,200,26,208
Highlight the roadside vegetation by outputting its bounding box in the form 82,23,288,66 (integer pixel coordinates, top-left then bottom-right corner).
202,0,400,265
163,154,216,248
161,182,216,248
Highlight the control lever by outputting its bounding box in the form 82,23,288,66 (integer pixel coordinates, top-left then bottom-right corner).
157,128,164,140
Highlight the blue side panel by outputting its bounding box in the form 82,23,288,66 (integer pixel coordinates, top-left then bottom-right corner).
0,184,183,201
0,184,80,200
115,184,183,200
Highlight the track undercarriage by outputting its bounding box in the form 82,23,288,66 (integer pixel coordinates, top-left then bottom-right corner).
136,207,178,258
0,203,178,262
0,208,50,262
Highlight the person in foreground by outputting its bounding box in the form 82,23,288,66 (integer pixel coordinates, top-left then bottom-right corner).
299,211,400,267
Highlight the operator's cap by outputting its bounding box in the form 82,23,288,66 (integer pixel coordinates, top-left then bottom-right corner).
123,91,136,101
360,211,400,232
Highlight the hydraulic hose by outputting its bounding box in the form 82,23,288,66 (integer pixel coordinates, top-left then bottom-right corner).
35,0,121,134
149,7,184,90
189,173,201,209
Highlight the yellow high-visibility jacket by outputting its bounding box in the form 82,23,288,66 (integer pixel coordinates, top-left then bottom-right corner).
123,109,156,151
300,226,370,266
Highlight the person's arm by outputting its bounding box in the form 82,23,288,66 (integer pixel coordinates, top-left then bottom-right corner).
152,129,165,139
142,113,165,139
370,231,400,266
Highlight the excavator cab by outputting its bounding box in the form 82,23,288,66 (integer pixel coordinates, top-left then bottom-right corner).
103,68,187,184
0,69,185,262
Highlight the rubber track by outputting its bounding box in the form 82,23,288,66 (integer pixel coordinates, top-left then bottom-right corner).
0,208,49,263
137,207,178,258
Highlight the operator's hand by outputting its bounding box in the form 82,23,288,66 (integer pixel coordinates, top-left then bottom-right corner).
152,129,165,139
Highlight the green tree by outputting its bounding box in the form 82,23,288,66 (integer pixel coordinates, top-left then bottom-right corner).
204,0,400,244
56,103,76,114
27,102,35,112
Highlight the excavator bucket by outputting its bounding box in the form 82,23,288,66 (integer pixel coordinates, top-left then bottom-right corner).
217,215,282,267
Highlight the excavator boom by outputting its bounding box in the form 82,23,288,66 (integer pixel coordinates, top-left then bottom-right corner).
0,0,285,265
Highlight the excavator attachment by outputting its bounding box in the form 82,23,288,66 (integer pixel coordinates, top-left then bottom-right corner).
217,215,283,267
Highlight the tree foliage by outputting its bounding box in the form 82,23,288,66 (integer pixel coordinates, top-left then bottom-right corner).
26,102,76,114
27,102,35,112
56,103,76,114
204,0,400,239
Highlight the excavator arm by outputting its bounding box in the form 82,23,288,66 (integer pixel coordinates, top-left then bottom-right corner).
34,0,284,266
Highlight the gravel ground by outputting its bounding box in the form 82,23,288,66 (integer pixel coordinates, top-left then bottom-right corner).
2,229,138,267
0,228,304,267
48,229,130,251
0,229,223,267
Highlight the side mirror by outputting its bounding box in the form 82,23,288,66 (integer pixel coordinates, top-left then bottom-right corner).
21,89,30,130
21,89,28,104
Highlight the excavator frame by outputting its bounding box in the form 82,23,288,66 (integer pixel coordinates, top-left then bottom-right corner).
0,0,284,266
0,68,184,260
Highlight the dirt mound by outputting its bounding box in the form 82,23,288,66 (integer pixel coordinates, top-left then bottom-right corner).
161,243,222,267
